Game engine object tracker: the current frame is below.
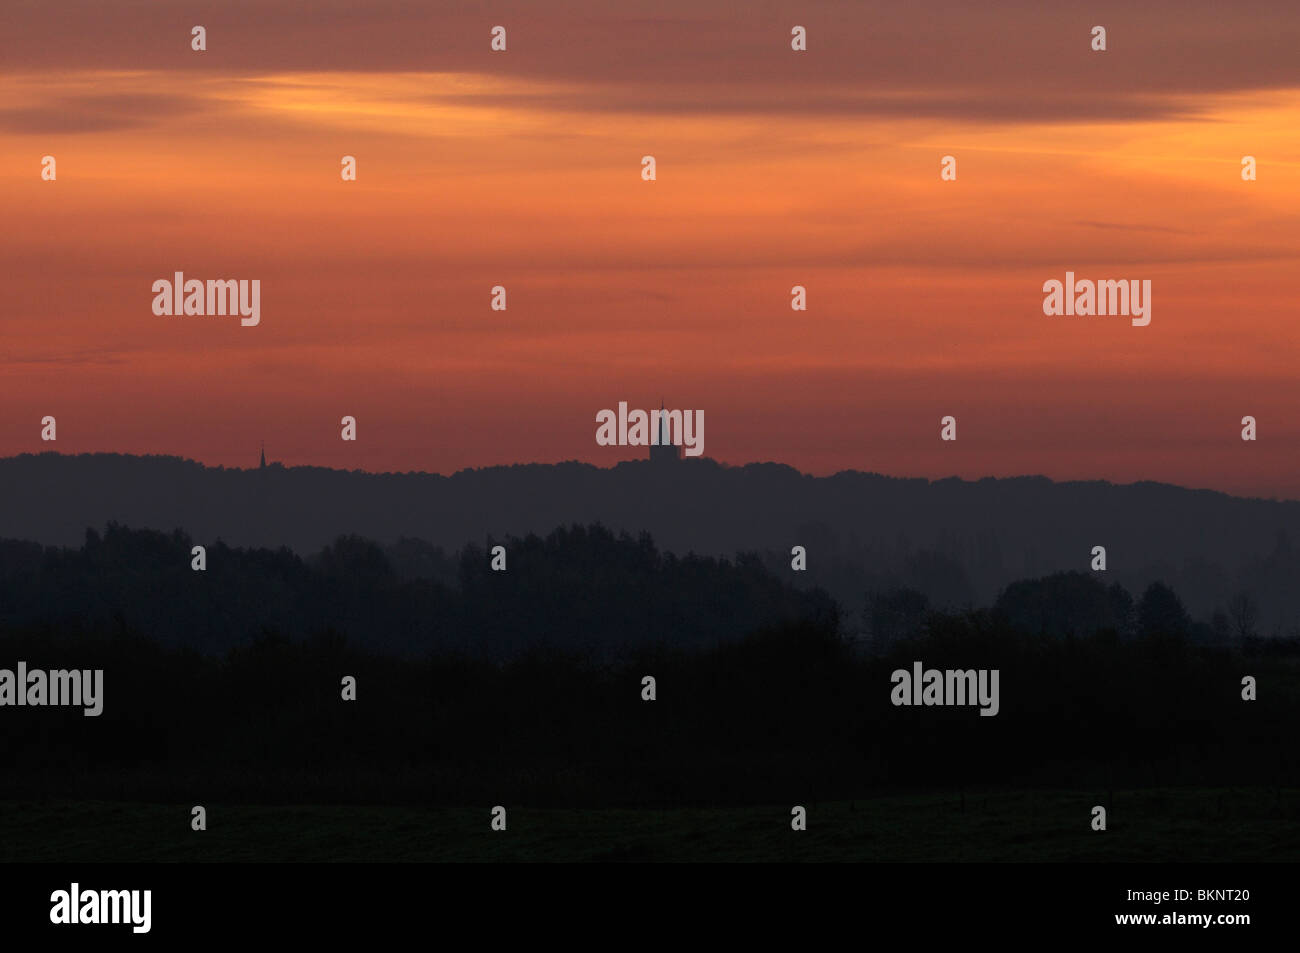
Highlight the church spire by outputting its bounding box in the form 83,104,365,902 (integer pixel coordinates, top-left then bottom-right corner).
650,399,680,464
260,441,266,469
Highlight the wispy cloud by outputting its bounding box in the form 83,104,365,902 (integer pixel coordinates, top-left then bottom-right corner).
0,91,216,134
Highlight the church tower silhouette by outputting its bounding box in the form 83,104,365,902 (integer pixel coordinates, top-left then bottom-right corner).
649,400,681,464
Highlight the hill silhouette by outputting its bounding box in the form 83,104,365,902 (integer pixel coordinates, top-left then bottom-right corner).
3,452,1300,635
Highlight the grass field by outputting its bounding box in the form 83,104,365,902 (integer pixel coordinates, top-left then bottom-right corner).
2,787,1296,862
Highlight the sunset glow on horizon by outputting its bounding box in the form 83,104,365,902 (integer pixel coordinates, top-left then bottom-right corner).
3,2,1299,497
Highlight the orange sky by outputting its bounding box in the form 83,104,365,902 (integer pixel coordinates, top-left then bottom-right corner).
2,2,1299,496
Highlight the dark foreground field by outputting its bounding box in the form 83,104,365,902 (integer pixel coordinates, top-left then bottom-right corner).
5,787,1296,862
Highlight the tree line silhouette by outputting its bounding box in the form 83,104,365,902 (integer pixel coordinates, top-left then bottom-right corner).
8,452,1300,642
0,523,1294,807
0,522,834,658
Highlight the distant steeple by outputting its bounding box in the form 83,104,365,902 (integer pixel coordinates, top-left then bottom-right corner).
259,441,266,469
650,399,681,464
